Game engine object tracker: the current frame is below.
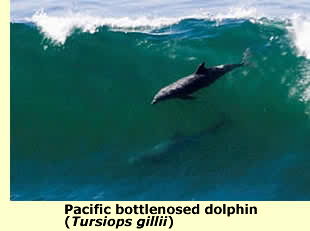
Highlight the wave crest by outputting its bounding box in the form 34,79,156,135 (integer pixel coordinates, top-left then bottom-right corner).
28,9,182,44
27,7,263,44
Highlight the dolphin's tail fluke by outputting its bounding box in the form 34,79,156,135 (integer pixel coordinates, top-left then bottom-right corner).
241,48,251,65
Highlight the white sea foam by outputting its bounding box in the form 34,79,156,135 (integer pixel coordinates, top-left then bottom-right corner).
27,7,264,44
286,15,310,107
299,65,310,104
288,14,310,59
211,7,263,22
288,60,310,111
28,9,183,44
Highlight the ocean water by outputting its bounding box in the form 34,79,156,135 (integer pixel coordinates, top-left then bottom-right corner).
11,0,310,200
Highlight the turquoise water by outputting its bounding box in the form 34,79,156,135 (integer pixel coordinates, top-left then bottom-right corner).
11,1,310,200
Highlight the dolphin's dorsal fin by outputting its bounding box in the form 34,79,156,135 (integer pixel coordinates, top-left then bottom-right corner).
195,62,206,74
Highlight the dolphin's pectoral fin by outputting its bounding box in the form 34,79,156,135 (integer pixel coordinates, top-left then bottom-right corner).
179,95,196,100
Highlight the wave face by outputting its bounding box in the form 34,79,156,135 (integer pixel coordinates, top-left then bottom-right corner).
11,14,310,200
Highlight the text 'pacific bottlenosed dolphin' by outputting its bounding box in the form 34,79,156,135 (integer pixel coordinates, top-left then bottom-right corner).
151,49,250,105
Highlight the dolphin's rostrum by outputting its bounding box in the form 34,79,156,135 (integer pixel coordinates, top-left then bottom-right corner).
151,50,250,105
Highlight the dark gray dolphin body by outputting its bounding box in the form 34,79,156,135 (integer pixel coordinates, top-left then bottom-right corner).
128,117,231,165
151,52,249,105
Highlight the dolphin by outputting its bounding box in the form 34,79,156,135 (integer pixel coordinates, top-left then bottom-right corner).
128,117,231,165
151,50,250,105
